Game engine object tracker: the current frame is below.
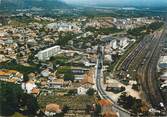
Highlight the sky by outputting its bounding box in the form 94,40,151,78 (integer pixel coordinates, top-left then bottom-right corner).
61,0,167,7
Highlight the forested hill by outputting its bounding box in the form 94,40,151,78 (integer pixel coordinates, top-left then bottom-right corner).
0,0,70,10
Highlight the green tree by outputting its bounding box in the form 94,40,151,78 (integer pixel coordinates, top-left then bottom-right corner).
86,88,95,96
95,104,101,116
0,81,23,116
62,105,70,113
64,72,74,82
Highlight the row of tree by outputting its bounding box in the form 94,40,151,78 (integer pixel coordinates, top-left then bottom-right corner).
127,21,164,38
0,81,43,116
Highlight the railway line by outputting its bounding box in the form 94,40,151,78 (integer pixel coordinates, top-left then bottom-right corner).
137,31,164,108
115,28,166,111
117,33,155,71
95,24,167,116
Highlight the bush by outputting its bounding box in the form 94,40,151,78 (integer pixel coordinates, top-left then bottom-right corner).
117,92,143,114
132,84,139,91
86,88,96,96
64,72,75,82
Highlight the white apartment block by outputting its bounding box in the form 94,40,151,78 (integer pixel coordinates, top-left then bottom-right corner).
118,37,129,49
36,45,60,61
110,39,117,49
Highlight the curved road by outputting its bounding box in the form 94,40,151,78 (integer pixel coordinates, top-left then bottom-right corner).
95,46,134,117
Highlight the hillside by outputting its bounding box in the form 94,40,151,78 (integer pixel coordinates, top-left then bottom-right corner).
0,0,70,10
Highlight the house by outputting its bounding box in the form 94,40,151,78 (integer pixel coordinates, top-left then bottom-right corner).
98,99,112,114
159,72,167,82
21,80,40,96
81,70,95,89
45,103,62,116
158,56,167,70
77,86,88,95
41,69,50,77
0,54,7,62
103,111,119,117
28,72,36,80
77,69,95,95
31,88,40,96
0,70,23,83
48,79,64,88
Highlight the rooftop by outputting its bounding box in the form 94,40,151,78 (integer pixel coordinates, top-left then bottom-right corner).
45,103,61,113
98,99,111,107
81,70,94,85
0,70,18,76
103,111,118,117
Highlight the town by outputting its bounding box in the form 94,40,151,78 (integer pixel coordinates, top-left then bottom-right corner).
0,2,167,117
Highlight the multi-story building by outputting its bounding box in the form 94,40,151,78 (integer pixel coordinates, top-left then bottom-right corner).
46,23,80,32
118,37,129,49
36,45,60,61
110,39,117,49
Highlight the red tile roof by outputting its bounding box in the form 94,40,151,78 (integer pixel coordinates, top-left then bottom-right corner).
45,103,61,112
98,99,111,107
31,88,40,95
103,111,118,117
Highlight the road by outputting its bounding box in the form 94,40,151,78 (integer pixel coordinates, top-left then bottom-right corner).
95,46,134,117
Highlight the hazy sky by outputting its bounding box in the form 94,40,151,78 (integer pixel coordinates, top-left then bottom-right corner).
61,0,167,7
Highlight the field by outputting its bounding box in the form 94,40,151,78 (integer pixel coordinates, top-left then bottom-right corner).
37,94,96,110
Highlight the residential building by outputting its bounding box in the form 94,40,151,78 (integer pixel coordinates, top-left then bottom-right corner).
159,56,167,70
118,37,129,49
77,86,88,95
45,103,62,116
21,80,40,95
46,22,80,32
98,99,112,113
0,70,23,83
110,39,117,49
77,69,95,95
48,79,64,88
36,45,60,61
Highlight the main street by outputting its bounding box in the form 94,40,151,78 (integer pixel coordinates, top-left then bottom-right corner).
95,46,133,117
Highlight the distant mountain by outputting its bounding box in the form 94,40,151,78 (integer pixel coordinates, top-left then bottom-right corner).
0,0,70,10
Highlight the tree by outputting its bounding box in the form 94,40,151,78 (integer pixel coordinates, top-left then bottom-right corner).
0,81,23,116
132,84,139,91
85,104,92,114
62,105,70,113
117,92,144,114
0,81,42,116
86,88,95,96
67,89,77,96
64,72,74,82
24,94,39,115
95,104,101,116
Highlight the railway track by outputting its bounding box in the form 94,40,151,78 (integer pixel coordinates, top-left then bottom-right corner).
114,28,166,110
137,30,165,109
117,33,156,72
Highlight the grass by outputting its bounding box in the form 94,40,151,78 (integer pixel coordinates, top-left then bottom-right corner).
57,66,72,74
37,94,95,109
12,112,27,117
